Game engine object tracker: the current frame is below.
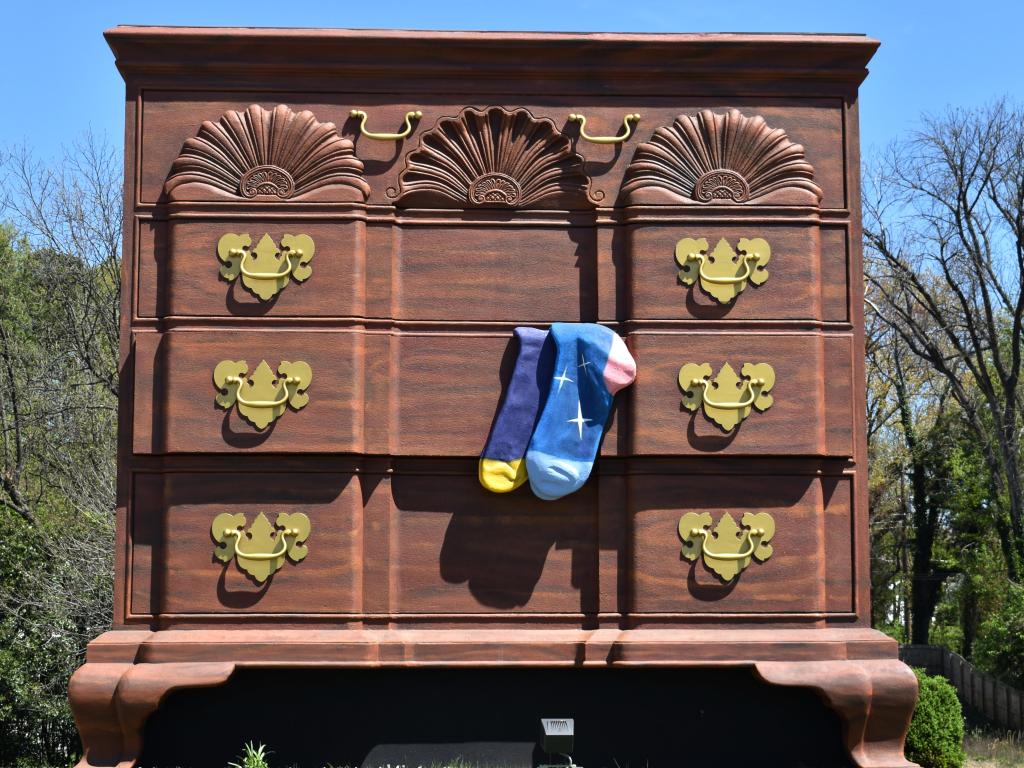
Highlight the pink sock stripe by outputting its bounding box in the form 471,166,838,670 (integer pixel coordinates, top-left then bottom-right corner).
603,334,637,394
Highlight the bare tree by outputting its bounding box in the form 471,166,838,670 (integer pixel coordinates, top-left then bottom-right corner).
864,100,1024,580
0,134,120,762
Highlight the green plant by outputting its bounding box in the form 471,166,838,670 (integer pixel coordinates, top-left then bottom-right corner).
973,584,1024,687
905,668,965,768
228,741,271,768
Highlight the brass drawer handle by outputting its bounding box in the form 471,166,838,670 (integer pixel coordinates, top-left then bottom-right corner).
225,527,295,560
687,526,763,560
350,109,422,140
684,251,756,285
213,512,310,584
214,359,312,431
675,237,770,305
679,362,775,432
227,375,300,409
218,233,314,302
691,375,763,410
237,248,294,280
679,512,775,582
568,112,640,144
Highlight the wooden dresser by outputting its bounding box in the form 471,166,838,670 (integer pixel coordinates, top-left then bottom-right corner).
71,27,917,768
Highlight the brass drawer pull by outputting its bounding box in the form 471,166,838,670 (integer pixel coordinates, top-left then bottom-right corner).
214,359,312,431
679,362,775,431
675,237,770,304
218,233,315,301
568,112,640,144
678,512,775,582
691,375,765,410
350,109,422,140
229,376,299,409
226,527,294,560
237,249,293,280
213,512,310,584
687,526,762,560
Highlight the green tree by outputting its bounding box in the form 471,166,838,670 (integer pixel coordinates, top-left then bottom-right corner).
864,100,1024,580
0,135,120,766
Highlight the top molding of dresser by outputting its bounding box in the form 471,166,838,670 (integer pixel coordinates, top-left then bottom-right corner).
104,27,879,90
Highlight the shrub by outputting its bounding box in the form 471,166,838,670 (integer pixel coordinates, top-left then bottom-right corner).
905,668,965,768
973,584,1024,687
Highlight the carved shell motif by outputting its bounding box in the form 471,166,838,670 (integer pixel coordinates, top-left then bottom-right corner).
621,109,823,206
165,104,370,202
392,107,594,209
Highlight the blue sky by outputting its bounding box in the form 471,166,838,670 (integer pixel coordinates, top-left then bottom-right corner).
0,0,1019,162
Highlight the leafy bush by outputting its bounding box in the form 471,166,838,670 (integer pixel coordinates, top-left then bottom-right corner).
905,668,965,768
973,584,1024,687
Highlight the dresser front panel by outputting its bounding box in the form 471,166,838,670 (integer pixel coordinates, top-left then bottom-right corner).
628,331,854,457
131,329,852,458
392,223,602,323
132,330,363,454
135,216,849,325
136,94,849,210
138,216,367,319
627,221,836,322
115,32,873,631
127,464,853,621
131,471,362,616
629,472,854,616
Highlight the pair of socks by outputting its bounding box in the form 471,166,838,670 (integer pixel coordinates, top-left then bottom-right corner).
479,323,636,500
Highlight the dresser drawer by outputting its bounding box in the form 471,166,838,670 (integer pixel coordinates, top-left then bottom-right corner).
132,328,851,457
627,220,844,321
385,470,598,615
138,96,848,210
628,472,854,616
137,216,366,319
628,331,854,457
129,466,599,618
130,471,362,616
132,329,362,454
392,223,603,322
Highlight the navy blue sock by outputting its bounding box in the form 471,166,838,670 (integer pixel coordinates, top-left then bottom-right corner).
479,328,554,492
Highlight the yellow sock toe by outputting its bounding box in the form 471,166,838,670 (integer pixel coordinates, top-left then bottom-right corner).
479,458,528,493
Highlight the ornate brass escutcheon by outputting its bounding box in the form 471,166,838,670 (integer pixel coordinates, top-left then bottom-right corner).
675,237,770,304
213,359,312,430
212,511,311,584
217,233,315,301
679,362,775,432
678,511,775,582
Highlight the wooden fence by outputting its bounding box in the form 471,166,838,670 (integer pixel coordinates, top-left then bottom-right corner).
901,644,1024,732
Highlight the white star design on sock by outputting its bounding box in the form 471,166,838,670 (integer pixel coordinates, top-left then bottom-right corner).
567,400,592,439
554,367,574,392
578,356,593,373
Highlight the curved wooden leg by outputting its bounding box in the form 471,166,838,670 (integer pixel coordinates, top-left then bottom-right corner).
69,663,134,768
69,661,236,768
755,659,920,768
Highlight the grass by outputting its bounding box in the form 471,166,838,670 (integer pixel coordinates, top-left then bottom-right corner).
964,728,1024,767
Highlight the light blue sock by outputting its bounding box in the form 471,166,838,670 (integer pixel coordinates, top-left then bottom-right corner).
525,323,636,501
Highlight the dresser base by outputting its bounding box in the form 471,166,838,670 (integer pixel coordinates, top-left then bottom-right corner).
70,627,917,768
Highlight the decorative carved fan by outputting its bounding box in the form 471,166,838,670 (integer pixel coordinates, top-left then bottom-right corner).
621,109,822,206
165,104,370,202
391,106,595,209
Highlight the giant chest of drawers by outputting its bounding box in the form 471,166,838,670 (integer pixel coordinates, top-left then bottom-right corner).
71,27,917,768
